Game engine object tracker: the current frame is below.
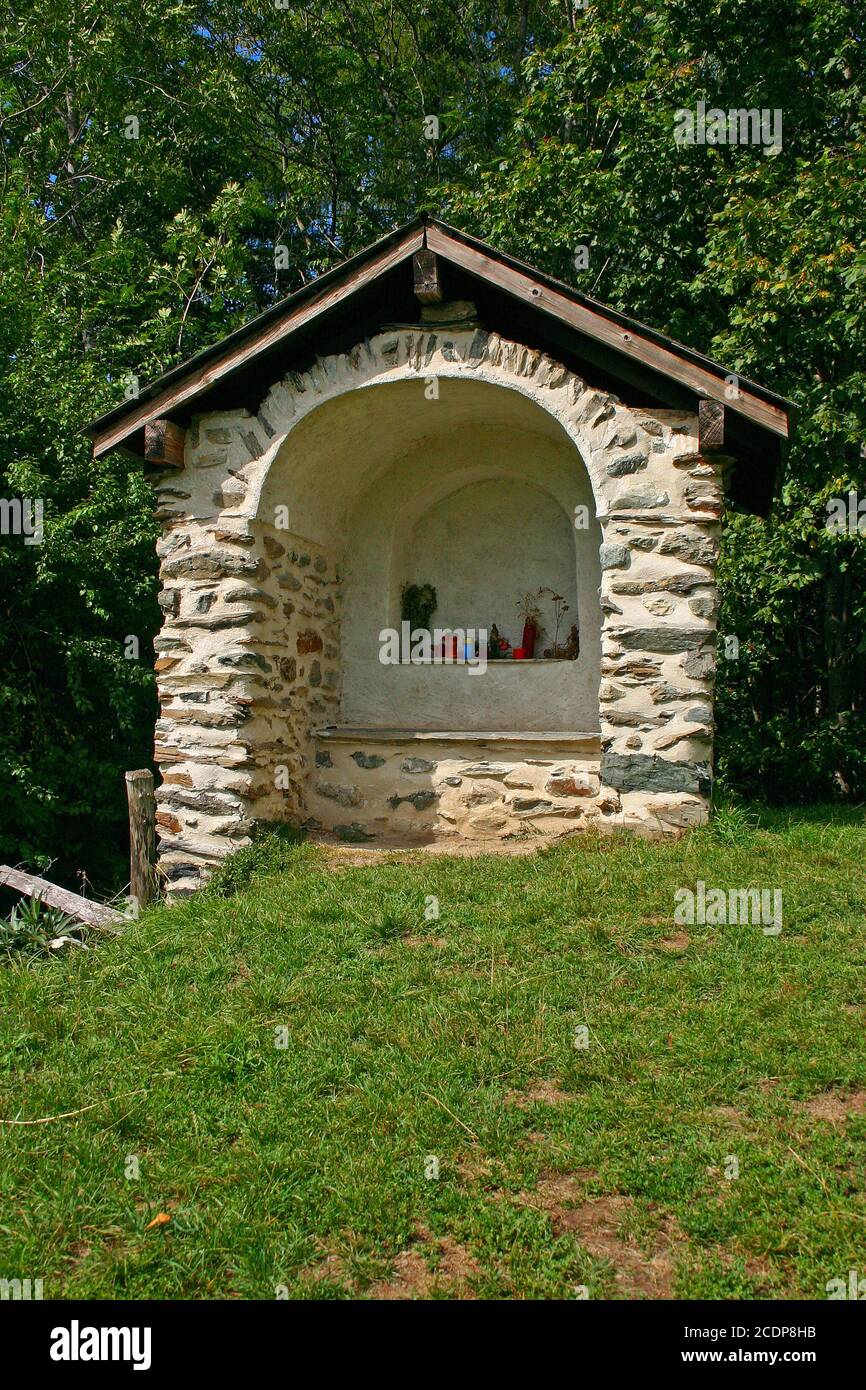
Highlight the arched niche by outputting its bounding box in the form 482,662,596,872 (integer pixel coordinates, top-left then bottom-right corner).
395,475,578,641
312,380,603,732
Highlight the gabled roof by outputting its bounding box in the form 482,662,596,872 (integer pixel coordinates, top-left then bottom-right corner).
87,214,794,511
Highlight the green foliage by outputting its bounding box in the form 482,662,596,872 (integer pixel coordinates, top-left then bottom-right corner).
0,896,79,958
0,1,541,887
400,582,438,631
203,823,306,899
446,0,866,802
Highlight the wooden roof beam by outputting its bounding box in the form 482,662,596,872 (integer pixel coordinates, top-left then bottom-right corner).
698,399,725,452
91,229,425,459
413,249,442,302
144,419,186,469
425,224,789,439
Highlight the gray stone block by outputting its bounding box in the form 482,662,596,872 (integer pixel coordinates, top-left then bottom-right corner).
352,751,386,769
315,781,363,807
601,752,712,797
608,626,714,654
600,543,631,570
607,451,648,477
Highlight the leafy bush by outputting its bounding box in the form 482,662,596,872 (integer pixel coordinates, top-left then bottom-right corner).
203,825,307,899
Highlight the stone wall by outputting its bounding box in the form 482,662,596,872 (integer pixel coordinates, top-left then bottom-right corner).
307,734,607,843
596,416,725,836
147,326,723,891
151,424,341,894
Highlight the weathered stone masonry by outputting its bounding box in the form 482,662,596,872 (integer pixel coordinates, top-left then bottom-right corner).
149,326,724,893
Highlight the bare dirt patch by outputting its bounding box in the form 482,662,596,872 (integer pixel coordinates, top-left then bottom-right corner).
793,1088,866,1124
367,1247,430,1299
65,1240,92,1266
706,1104,749,1130
453,1150,496,1183
366,1231,481,1300
313,834,547,870
401,934,447,949
655,931,691,953
706,1243,778,1294
517,1170,684,1299
301,1227,482,1299
302,1251,352,1288
505,1078,573,1108
743,1253,776,1290
313,842,424,870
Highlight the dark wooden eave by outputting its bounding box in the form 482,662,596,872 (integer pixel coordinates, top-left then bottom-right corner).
86,214,795,514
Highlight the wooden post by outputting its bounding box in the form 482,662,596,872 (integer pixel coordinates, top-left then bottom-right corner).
125,770,157,909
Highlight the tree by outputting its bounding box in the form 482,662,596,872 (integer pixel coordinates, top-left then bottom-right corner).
446,0,866,800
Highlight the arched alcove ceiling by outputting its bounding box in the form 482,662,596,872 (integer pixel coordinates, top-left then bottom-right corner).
259,377,595,551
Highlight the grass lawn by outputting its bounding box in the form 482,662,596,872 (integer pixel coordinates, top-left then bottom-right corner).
1,805,865,1301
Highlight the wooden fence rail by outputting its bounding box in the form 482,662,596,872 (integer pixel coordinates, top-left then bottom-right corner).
0,866,123,928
